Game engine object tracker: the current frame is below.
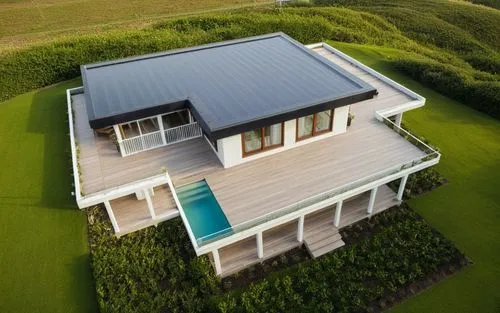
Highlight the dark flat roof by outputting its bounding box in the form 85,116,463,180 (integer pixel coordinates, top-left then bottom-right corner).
82,33,376,139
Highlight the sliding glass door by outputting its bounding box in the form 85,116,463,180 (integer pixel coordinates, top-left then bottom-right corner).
242,123,283,156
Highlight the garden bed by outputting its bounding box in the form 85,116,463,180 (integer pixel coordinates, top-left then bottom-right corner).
87,202,467,313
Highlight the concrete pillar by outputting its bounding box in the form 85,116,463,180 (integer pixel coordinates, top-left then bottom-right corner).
334,200,343,227
395,113,403,127
256,232,264,259
367,186,378,215
397,175,409,201
297,215,304,243
144,188,156,220
157,115,166,145
104,200,120,233
212,249,222,275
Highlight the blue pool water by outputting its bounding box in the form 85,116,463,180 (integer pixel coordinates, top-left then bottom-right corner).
176,180,232,242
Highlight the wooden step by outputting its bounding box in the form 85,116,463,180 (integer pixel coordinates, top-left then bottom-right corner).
304,228,339,246
310,239,345,259
307,233,342,252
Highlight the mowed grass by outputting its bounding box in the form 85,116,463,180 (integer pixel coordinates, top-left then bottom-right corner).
0,0,272,50
0,80,97,313
331,42,500,312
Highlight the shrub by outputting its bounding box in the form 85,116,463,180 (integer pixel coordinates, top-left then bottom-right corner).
87,206,219,313
393,58,500,118
213,206,465,313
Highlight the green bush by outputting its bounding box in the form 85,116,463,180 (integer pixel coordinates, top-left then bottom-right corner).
87,206,219,313
393,58,500,118
214,207,465,313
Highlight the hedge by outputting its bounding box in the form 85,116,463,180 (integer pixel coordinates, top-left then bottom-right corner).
393,58,500,119
1,7,498,121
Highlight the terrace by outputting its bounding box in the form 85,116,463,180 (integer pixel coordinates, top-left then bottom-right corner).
69,42,439,274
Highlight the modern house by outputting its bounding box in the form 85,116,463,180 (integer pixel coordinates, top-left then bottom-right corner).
67,33,440,277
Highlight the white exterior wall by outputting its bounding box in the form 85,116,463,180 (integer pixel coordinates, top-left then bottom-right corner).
216,105,350,168
332,105,350,135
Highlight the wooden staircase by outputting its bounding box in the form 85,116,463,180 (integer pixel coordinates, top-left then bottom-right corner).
303,208,345,259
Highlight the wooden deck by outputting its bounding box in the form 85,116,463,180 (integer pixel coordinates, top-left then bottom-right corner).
110,184,178,236
218,184,398,276
72,46,424,230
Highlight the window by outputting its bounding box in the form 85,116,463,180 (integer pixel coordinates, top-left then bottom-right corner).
296,110,333,140
242,123,283,156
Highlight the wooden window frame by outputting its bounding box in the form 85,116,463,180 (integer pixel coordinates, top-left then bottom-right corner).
296,109,334,141
241,123,285,157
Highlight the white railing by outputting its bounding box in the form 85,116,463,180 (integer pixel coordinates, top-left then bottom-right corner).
120,122,202,156
164,122,202,145
121,131,163,155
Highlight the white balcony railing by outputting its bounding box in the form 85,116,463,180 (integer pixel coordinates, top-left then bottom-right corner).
120,122,202,156
164,122,202,145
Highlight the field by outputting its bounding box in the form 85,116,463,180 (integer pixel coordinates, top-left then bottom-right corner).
331,42,500,312
0,79,97,313
0,0,272,51
0,0,499,312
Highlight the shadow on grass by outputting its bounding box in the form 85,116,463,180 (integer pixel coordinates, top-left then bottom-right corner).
28,84,77,210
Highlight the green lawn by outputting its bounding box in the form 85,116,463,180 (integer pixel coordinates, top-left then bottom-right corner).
0,40,498,312
331,42,500,312
0,80,97,313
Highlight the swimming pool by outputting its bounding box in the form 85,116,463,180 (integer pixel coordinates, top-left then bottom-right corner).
176,180,232,243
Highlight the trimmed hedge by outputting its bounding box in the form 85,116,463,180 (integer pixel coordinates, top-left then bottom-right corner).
393,58,500,118
1,6,498,121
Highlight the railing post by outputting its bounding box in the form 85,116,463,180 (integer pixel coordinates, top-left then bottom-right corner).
256,232,264,259
212,249,222,275
144,188,156,220
157,115,166,145
334,200,343,227
104,200,120,233
395,113,403,127
113,125,126,157
397,175,409,201
367,186,378,215
297,215,304,243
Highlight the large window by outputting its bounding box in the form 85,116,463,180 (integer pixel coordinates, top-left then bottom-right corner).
296,109,333,140
242,123,283,156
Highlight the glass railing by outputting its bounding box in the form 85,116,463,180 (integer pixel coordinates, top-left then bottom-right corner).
195,113,440,247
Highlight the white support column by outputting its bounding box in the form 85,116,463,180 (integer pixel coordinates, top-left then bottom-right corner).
395,113,403,127
188,110,193,123
157,115,166,145
367,186,378,215
143,188,156,220
113,125,125,157
212,249,222,275
297,215,304,243
334,200,343,227
104,200,120,233
256,232,264,259
397,175,409,201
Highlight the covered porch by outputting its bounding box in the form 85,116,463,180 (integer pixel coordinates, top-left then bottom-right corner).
101,180,180,237
212,183,402,277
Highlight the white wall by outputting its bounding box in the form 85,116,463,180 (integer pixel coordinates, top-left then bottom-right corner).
332,105,349,135
216,105,350,168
